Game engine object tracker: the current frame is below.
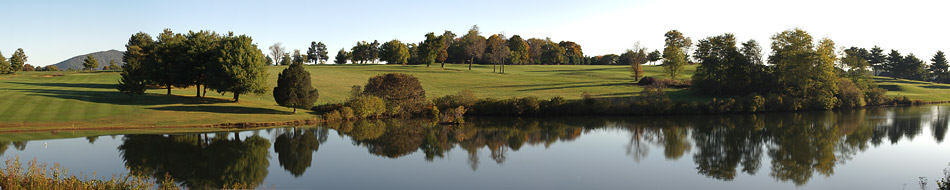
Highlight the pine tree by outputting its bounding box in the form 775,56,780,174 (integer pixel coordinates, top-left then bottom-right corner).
117,59,148,99
83,55,99,71
334,49,349,64
931,51,949,83
9,48,28,74
0,51,10,74
273,62,319,113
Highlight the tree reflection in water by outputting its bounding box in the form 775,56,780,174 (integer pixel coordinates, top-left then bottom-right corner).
99,105,950,187
118,133,270,189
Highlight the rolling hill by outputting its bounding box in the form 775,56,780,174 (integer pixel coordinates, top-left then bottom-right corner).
52,50,125,70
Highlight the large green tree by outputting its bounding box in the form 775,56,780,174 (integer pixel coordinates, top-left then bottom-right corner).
662,30,690,79
273,62,320,113
82,55,99,71
419,32,443,68
508,35,530,65
692,34,749,96
647,50,661,65
118,32,154,99
206,34,269,102
146,29,186,95
931,51,949,83
9,48,27,74
768,28,839,110
380,39,410,65
541,41,566,65
183,30,220,97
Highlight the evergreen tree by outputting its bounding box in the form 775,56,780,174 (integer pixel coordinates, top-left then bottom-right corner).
885,50,903,78
316,42,328,64
117,57,148,99
273,62,319,113
83,55,99,71
334,49,349,64
280,53,292,65
0,51,10,74
205,34,269,102
9,48,28,74
868,46,886,73
107,60,119,70
931,51,949,83
307,41,319,64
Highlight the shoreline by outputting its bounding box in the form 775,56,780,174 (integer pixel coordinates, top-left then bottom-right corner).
0,100,946,135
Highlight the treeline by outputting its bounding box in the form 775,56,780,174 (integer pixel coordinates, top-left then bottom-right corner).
325,25,586,72
117,29,268,101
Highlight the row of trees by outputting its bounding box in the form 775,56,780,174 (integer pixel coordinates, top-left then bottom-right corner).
267,41,329,66
688,28,898,110
331,25,587,71
117,29,268,101
0,48,28,74
81,55,120,71
843,46,949,83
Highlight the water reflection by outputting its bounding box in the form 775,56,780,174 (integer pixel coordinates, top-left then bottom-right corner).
118,133,271,189
2,105,949,188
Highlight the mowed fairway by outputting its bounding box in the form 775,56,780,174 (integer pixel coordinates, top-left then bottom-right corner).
0,64,693,131
4,63,950,132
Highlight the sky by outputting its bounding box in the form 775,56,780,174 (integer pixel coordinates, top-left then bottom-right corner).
1,0,948,66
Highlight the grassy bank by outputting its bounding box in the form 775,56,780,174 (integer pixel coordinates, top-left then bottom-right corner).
2,63,950,132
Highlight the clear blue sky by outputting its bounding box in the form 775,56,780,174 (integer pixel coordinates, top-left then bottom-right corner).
1,0,948,66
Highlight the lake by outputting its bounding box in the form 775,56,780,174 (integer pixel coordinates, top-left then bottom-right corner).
2,105,950,189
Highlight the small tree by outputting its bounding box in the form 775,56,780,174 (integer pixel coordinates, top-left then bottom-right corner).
107,59,119,71
83,55,99,71
647,50,661,65
273,62,319,113
9,48,28,74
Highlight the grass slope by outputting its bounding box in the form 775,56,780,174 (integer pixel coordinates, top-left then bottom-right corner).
1,63,948,132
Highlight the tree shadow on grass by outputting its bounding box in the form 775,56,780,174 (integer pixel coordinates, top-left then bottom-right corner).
519,82,632,91
7,82,117,89
148,105,293,114
921,85,950,89
878,85,903,91
11,88,234,106
874,78,931,85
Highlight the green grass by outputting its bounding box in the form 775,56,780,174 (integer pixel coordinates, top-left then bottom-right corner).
0,64,694,131
2,63,949,132
873,76,950,102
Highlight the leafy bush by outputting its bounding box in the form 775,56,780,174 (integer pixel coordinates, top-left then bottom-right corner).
340,107,355,121
362,73,426,115
325,110,343,121
434,90,478,110
347,95,387,118
638,76,658,86
440,106,467,124
864,87,888,105
744,94,766,112
837,78,866,108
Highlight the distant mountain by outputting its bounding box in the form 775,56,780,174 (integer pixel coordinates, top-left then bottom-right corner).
52,50,125,70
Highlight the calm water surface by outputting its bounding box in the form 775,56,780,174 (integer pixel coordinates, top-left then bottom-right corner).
3,105,950,189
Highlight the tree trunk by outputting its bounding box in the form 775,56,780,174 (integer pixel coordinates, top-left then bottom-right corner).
493,62,496,72
233,93,240,102
203,88,208,97
441,62,445,69
293,106,297,114
196,84,201,97
166,85,171,95
469,56,474,70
